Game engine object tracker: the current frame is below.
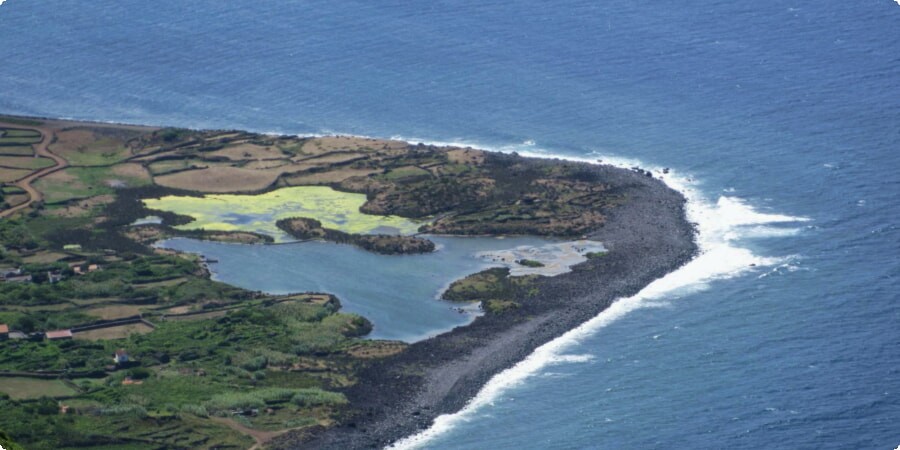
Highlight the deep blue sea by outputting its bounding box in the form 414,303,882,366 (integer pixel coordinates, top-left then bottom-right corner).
1,1,898,448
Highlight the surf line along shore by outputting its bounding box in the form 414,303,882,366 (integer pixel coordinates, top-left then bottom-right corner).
270,160,698,449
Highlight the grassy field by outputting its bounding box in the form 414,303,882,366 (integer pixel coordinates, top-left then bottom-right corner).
34,165,152,204
21,251,69,264
0,145,34,156
0,377,78,400
0,136,41,145
382,165,430,180
0,130,40,138
85,305,145,320
144,185,422,240
0,156,55,170
48,128,133,166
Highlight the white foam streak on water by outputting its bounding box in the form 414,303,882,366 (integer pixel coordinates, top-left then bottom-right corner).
387,141,809,450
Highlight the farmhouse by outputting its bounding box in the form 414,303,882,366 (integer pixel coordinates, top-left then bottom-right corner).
3,274,32,283
45,329,73,340
72,263,101,275
0,267,22,278
113,349,129,364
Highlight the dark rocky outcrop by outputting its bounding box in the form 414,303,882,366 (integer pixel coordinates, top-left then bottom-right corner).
276,217,436,255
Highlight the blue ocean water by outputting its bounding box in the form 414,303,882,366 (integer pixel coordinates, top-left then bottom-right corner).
1,1,898,449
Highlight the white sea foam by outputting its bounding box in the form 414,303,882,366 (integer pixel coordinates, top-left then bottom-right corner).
387,139,809,450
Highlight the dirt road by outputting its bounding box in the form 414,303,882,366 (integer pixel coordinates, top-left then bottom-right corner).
209,416,296,450
0,121,68,218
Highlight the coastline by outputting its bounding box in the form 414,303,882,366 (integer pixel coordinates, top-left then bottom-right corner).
0,113,697,448
269,161,698,448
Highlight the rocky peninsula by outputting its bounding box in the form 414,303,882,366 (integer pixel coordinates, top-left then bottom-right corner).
270,154,697,449
0,115,696,450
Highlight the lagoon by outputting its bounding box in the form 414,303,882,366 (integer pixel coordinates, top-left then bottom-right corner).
158,235,554,342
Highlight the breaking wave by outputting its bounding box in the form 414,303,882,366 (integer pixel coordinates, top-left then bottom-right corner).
387,139,809,449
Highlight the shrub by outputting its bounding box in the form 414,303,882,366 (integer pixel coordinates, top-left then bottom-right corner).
98,404,147,417
204,388,345,415
180,404,209,417
516,259,545,268
127,367,151,380
239,355,268,372
291,389,347,407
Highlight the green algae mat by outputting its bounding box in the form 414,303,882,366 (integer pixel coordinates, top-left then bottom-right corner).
143,186,421,241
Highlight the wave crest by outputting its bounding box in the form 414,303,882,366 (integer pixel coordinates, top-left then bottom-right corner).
387,139,809,450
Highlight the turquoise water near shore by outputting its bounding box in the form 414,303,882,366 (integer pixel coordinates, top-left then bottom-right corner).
158,236,553,342
1,0,898,448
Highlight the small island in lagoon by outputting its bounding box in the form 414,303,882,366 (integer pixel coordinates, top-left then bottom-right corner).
0,115,695,449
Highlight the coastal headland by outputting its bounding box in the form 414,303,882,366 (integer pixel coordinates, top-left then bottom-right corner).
0,115,695,449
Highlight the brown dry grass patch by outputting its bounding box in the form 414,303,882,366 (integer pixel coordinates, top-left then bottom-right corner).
0,167,32,182
74,322,154,341
207,143,287,161
154,166,280,192
124,225,166,244
293,152,367,165
283,168,379,185
21,251,69,264
302,136,406,155
242,159,292,170
85,305,145,320
347,341,407,359
111,163,151,180
5,194,28,207
447,148,485,165
165,305,192,315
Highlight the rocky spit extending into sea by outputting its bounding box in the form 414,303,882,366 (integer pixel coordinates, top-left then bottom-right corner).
270,160,698,449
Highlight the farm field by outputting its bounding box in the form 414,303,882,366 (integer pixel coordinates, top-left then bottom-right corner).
73,322,155,340
0,156,55,170
0,377,78,400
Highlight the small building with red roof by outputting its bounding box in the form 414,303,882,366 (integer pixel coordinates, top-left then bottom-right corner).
45,329,73,340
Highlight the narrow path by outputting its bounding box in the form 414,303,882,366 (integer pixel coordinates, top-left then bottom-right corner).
209,416,295,450
0,121,68,218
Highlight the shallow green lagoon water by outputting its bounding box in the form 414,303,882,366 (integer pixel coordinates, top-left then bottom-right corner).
144,186,421,241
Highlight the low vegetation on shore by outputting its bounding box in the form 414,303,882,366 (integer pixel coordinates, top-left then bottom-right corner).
276,217,435,254
0,115,634,448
